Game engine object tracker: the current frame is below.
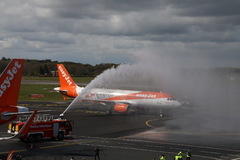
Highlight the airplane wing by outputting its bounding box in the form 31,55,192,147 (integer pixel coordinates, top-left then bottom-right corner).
2,110,52,116
76,97,131,113
83,99,131,113
60,95,132,117
0,110,38,140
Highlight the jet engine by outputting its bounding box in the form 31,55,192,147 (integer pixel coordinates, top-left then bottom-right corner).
113,104,129,114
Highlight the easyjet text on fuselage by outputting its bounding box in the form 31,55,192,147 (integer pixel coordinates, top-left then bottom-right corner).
136,94,157,99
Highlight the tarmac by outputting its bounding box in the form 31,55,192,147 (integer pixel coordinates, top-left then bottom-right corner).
1,101,240,160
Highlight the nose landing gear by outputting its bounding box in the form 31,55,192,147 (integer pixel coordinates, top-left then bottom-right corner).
159,109,163,117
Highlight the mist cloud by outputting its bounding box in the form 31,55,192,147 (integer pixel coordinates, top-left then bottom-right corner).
73,51,240,134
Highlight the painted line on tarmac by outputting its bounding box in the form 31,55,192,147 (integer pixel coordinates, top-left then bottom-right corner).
0,149,27,154
40,140,98,149
119,118,172,139
156,130,240,136
145,117,174,128
117,132,240,154
145,118,159,128
145,118,240,136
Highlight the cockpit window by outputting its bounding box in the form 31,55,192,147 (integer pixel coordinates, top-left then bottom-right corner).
167,98,176,101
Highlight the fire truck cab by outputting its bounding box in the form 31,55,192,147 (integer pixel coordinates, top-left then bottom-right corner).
8,115,73,142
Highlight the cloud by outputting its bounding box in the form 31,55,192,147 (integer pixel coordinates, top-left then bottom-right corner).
0,0,240,67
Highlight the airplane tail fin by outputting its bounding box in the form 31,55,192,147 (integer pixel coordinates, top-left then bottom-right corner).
57,64,77,88
0,59,25,107
6,149,14,160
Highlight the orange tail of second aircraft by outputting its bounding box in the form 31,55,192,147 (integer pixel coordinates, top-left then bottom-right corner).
57,64,76,88
54,64,81,98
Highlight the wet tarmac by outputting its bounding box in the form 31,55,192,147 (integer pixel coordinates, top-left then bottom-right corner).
0,101,240,160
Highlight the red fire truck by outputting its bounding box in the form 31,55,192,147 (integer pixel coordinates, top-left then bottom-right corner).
8,116,73,142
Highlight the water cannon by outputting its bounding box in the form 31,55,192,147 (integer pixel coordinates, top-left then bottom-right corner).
59,113,64,119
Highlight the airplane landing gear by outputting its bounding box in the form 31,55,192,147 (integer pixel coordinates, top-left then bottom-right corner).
106,110,112,115
159,109,163,117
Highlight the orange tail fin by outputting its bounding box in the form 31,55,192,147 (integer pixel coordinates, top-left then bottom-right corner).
6,149,14,160
57,64,76,88
0,59,25,107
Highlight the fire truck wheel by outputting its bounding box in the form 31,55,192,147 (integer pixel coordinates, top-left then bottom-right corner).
36,134,42,141
57,132,64,140
28,135,35,142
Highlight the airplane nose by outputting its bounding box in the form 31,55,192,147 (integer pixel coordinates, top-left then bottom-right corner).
175,101,182,108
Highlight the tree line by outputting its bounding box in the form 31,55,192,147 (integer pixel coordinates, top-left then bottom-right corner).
0,57,119,77
1,57,240,77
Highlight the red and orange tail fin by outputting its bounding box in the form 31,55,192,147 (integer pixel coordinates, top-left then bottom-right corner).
0,59,25,107
57,64,76,88
6,149,14,160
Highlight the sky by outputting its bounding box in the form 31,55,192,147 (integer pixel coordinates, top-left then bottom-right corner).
1,0,240,68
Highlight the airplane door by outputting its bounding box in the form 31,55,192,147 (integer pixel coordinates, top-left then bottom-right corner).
157,93,162,104
157,98,162,104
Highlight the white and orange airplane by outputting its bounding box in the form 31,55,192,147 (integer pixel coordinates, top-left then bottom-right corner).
0,59,41,127
0,59,38,139
56,64,181,116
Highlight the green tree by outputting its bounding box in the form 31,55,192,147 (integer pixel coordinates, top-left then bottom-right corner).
43,64,49,74
39,66,45,75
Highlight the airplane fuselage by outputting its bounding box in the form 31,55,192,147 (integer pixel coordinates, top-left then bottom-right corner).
82,88,181,109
